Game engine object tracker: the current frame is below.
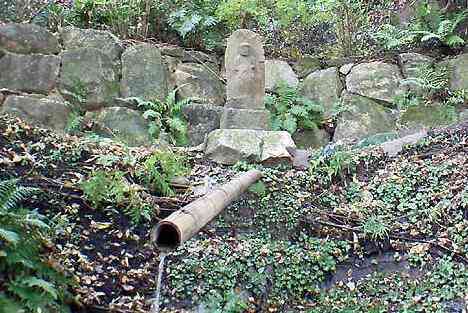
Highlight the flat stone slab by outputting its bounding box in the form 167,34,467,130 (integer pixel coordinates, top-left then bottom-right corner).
2,94,70,132
0,23,60,54
0,52,60,94
205,129,295,165
220,108,270,130
121,43,167,102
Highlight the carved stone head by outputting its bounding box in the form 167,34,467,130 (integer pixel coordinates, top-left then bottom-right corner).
239,43,250,56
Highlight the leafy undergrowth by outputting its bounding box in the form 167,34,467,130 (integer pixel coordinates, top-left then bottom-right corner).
0,113,467,312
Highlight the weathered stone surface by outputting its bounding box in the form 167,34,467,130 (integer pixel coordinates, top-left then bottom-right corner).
160,45,184,58
60,26,123,63
445,53,468,90
460,109,468,121
2,94,70,132
265,60,298,91
261,131,295,164
381,130,428,157
340,63,354,76
292,127,329,149
0,52,60,94
84,107,151,146
182,104,223,146
205,129,263,164
205,129,294,165
59,48,119,110
346,61,406,104
0,92,4,106
183,50,218,64
333,92,396,142
175,63,225,105
164,56,181,92
398,53,434,78
0,23,60,54
225,29,265,109
220,108,270,130
301,67,342,118
121,43,167,101
400,104,458,129
293,55,322,79
355,132,398,149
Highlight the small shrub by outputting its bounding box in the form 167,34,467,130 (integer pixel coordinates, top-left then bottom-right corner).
265,82,323,134
130,87,194,146
81,170,153,224
310,146,356,184
361,215,390,241
138,149,189,196
0,179,74,312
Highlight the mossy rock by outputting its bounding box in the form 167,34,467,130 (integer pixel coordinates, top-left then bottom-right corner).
400,104,458,129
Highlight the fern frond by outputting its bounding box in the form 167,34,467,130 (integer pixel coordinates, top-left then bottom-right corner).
0,180,38,212
0,228,20,245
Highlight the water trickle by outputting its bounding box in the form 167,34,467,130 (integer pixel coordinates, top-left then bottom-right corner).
150,252,167,313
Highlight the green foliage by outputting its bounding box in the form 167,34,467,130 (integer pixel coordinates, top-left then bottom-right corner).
0,179,73,312
130,87,193,146
375,3,467,50
402,64,451,98
361,215,389,241
81,170,153,224
167,232,349,306
310,146,357,183
137,149,189,196
201,290,248,313
248,181,266,196
412,5,467,48
373,24,417,50
265,82,323,134
310,257,468,313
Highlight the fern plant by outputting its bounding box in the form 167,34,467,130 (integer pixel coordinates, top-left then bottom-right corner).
265,82,324,134
401,63,450,98
138,149,189,196
0,179,73,312
129,86,194,146
81,170,154,225
412,9,467,48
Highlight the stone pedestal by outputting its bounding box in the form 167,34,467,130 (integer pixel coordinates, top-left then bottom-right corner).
220,108,270,130
205,129,295,165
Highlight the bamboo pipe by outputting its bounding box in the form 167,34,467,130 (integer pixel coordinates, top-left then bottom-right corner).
152,169,263,251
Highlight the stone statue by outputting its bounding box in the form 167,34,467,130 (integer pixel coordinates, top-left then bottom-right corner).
222,29,269,129
225,30,265,110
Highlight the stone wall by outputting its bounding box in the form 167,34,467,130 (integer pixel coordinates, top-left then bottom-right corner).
0,23,225,146
1,23,467,148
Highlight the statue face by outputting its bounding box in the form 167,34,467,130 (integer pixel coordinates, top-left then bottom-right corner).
239,43,250,56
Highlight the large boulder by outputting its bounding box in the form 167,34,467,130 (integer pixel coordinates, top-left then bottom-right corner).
84,107,151,146
346,61,406,104
265,60,298,91
182,104,223,146
260,131,296,164
292,127,329,149
0,23,60,54
205,129,295,165
120,43,167,101
301,67,342,118
445,53,468,91
175,63,225,105
2,95,70,132
60,26,123,64
0,52,60,94
398,53,434,78
59,48,120,110
400,104,458,129
333,92,396,142
293,55,322,79
205,129,263,164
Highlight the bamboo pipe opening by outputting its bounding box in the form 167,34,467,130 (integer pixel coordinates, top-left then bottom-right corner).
154,221,181,251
